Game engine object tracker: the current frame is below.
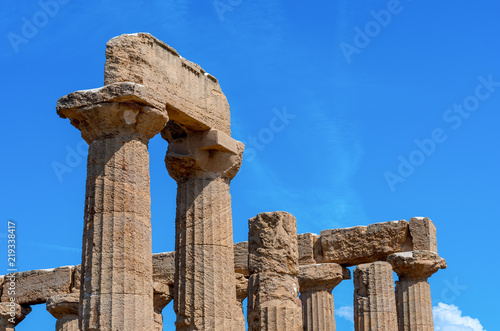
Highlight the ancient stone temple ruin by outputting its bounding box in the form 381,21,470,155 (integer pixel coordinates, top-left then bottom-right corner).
0,33,446,331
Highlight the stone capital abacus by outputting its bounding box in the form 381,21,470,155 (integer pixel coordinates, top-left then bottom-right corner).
46,293,79,331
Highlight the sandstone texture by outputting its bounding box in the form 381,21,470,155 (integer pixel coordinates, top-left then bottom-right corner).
46,293,79,331
153,251,175,286
388,251,446,331
354,262,398,331
58,83,168,331
104,33,231,135
298,233,322,265
248,212,299,275
1,267,73,305
0,302,31,330
299,263,347,331
321,220,410,266
409,217,438,252
234,241,249,276
247,212,302,331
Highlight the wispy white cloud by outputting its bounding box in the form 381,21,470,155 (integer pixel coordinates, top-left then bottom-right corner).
433,303,485,331
335,305,354,323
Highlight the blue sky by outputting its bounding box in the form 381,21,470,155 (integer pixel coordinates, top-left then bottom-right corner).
1,0,497,330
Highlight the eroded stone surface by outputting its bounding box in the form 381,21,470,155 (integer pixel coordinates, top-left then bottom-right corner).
248,212,299,275
47,293,79,331
105,33,231,134
298,233,322,265
0,302,31,329
409,217,438,252
1,267,73,305
387,250,446,279
299,263,347,331
321,220,410,266
248,211,302,331
234,241,249,276
354,262,398,331
153,252,175,286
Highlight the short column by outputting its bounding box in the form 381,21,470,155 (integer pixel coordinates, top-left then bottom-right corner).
235,273,248,329
153,283,174,331
46,293,79,331
57,82,168,331
299,263,349,331
388,250,446,331
353,262,398,331
0,302,31,331
247,211,303,331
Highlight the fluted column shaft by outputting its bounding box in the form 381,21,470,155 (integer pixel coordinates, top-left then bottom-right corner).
299,263,349,331
247,212,303,331
164,126,244,330
388,251,447,331
57,83,168,331
353,262,398,331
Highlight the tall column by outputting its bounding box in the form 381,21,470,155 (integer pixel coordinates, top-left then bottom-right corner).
387,251,446,331
164,125,244,330
57,82,168,331
0,303,31,331
353,262,398,331
235,273,248,330
46,293,79,331
299,263,349,331
247,211,303,331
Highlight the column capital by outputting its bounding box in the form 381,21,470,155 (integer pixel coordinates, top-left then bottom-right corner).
46,293,79,320
57,82,168,143
235,273,248,303
298,263,349,292
164,124,244,181
388,250,446,279
0,302,31,327
153,282,174,312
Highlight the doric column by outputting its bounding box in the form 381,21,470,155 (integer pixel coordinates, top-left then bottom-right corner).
46,293,79,331
0,303,31,331
163,125,244,330
247,211,303,331
57,82,168,331
387,250,446,331
153,282,174,331
235,273,248,329
353,262,398,331
299,263,350,331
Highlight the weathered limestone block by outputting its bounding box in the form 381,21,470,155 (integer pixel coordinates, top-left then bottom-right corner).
1,267,73,305
0,302,31,331
388,251,446,331
354,262,398,331
105,33,231,134
234,241,249,276
58,81,168,331
153,282,174,331
247,212,302,331
298,233,322,265
165,125,244,330
46,293,79,331
298,263,349,331
321,220,410,266
153,251,175,286
409,217,437,252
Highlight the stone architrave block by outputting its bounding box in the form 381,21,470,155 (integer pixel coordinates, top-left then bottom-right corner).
409,217,438,252
153,252,175,286
297,233,321,265
104,33,231,134
234,241,249,276
1,266,73,305
320,220,409,266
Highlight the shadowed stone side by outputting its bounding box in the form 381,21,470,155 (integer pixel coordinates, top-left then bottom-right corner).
165,125,244,330
354,262,398,331
0,303,31,331
247,212,302,331
299,263,349,331
388,251,446,331
57,82,168,331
